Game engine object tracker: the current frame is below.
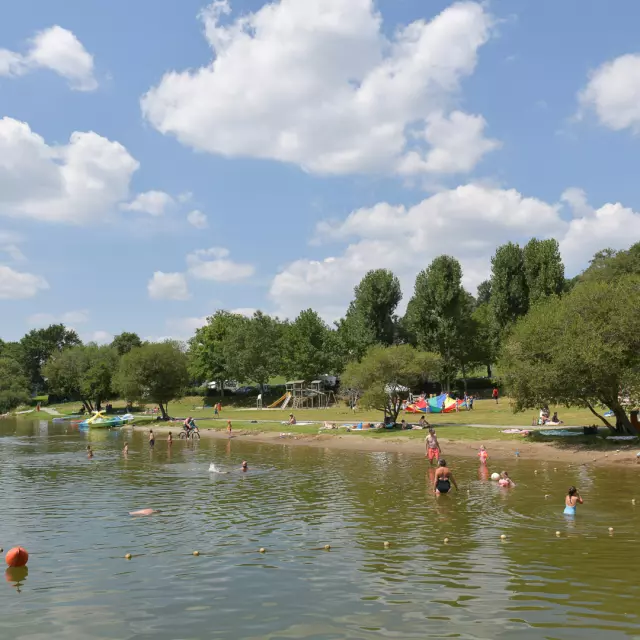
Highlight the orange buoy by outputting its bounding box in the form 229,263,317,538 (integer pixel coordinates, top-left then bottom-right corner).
5,547,28,568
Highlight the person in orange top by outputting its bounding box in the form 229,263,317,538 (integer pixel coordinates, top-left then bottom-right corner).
478,445,488,465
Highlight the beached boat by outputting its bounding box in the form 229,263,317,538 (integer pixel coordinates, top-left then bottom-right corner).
79,412,135,428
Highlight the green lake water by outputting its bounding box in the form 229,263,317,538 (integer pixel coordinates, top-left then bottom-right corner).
1,418,639,639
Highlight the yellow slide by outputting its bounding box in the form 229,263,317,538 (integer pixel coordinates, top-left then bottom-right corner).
267,392,290,409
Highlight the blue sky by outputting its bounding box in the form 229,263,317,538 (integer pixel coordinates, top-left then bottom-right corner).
2,0,640,343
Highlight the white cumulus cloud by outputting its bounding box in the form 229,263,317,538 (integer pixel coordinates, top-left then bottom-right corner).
187,247,255,282
0,117,139,224
270,184,640,320
148,271,190,300
142,0,496,176
0,26,97,91
579,53,640,133
397,111,501,175
187,209,208,229
121,190,174,216
0,265,49,299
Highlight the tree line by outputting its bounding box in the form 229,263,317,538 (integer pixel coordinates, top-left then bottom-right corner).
1,239,638,433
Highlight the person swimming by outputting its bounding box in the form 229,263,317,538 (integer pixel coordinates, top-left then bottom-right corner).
564,486,583,515
129,509,158,516
498,471,515,488
433,458,458,495
241,460,248,472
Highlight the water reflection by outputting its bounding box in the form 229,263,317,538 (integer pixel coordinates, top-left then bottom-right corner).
0,418,639,639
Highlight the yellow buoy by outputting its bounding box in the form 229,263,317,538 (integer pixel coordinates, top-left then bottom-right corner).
545,494,550,499
125,553,132,560
193,551,200,556
444,538,449,544
500,534,507,541
632,499,636,505
534,470,538,474
259,548,266,554
324,544,331,551
383,541,390,548
555,531,561,537
608,527,614,533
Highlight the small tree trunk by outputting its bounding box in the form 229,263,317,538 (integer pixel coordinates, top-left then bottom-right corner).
610,401,634,435
585,401,613,430
487,364,492,378
159,403,168,420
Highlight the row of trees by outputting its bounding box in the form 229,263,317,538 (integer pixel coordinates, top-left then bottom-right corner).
1,240,638,432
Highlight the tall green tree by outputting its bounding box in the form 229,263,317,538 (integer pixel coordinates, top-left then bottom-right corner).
476,280,492,306
581,242,640,283
115,341,189,419
490,242,529,331
341,344,441,423
110,332,143,356
44,345,119,412
20,324,81,391
0,357,31,413
223,312,283,392
188,311,246,393
282,309,343,381
405,256,469,389
500,275,640,434
523,238,565,305
338,269,402,360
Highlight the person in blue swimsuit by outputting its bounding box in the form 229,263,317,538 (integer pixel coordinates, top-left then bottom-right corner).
564,486,583,515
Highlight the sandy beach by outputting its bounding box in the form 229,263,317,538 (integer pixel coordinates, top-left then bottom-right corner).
134,424,640,468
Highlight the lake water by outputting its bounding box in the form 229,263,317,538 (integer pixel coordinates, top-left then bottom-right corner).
1,418,639,639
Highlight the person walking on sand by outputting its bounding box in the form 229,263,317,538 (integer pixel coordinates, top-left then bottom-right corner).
492,387,499,404
425,428,442,466
149,429,155,448
563,486,583,516
433,459,458,495
227,420,232,438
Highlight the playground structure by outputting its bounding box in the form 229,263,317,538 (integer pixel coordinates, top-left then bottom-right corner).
265,380,336,410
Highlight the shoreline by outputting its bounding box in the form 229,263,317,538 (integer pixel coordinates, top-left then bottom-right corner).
133,425,640,468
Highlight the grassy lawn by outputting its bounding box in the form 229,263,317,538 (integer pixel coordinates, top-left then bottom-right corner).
38,396,602,427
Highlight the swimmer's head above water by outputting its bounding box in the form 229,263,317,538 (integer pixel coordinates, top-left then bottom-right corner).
241,460,248,471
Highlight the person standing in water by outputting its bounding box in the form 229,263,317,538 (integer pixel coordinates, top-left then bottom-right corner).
478,445,488,465
433,459,458,495
425,428,442,466
227,420,232,438
167,432,173,446
564,486,583,515
123,442,129,456
241,460,248,472
149,429,155,448
87,445,94,459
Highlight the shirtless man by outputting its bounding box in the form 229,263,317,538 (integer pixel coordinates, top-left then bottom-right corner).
425,428,442,466
433,458,458,495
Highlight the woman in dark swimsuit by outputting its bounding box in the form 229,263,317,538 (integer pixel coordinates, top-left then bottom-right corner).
433,459,458,495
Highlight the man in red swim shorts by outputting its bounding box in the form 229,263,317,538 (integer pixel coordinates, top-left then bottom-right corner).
425,428,442,466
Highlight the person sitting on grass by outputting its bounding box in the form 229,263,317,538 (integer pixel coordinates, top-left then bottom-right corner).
418,415,430,428
288,413,297,425
551,412,563,425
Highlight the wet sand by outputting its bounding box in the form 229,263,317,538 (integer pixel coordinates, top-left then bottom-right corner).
133,425,640,468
